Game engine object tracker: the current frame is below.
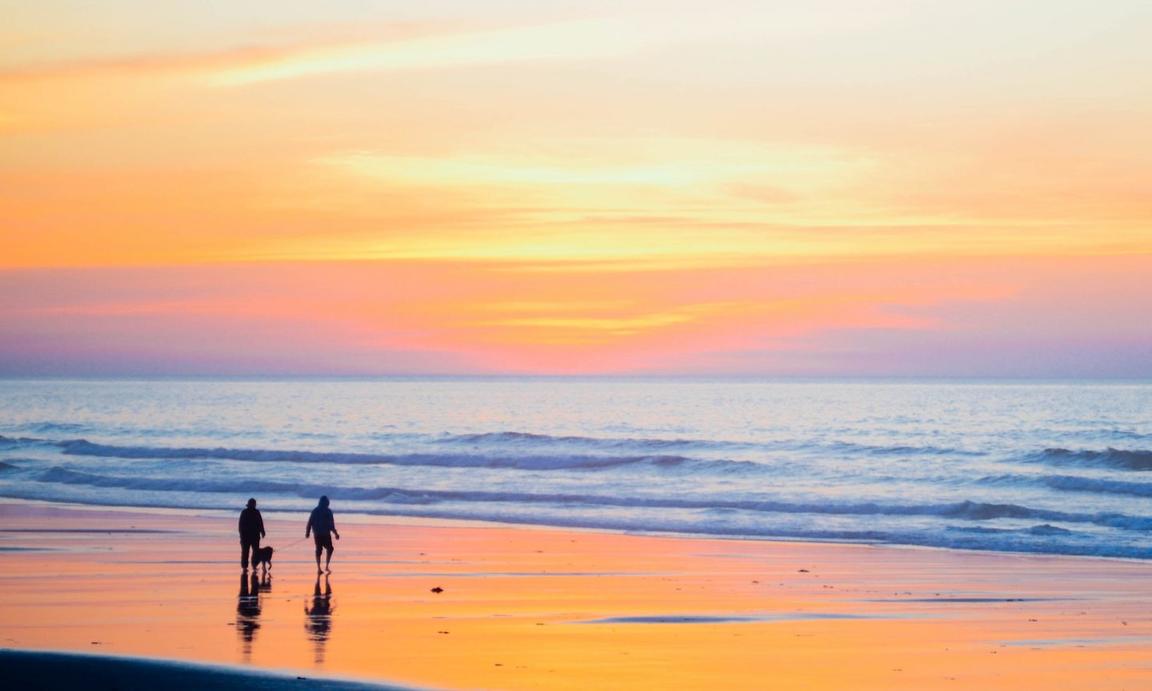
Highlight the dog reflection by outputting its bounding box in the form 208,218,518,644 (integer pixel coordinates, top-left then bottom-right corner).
304,573,334,664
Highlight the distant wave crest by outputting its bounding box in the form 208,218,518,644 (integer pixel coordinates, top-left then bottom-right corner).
0,434,51,448
1029,447,1152,471
1039,474,1152,497
437,430,977,458
57,438,710,472
977,472,1152,498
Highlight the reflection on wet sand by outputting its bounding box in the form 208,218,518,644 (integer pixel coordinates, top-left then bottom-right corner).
235,571,263,660
304,573,334,664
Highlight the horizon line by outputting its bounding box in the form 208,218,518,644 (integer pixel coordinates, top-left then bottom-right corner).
2,374,1150,384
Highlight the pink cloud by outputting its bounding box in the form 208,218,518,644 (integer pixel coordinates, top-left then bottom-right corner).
0,256,1148,377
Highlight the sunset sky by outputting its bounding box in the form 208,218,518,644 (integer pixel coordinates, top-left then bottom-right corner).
2,0,1149,376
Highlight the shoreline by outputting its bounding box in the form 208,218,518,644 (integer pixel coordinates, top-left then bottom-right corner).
1,499,1150,689
2,496,1147,566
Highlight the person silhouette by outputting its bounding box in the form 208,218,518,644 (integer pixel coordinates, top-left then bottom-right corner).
304,573,334,664
238,497,265,571
305,496,340,574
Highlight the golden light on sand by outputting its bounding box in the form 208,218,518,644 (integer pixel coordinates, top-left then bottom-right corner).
3,506,1151,690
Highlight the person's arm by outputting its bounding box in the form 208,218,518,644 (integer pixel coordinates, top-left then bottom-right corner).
331,510,339,540
238,513,244,537
257,512,265,539
305,513,312,538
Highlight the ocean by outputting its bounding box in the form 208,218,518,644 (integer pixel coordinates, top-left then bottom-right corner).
1,378,1149,559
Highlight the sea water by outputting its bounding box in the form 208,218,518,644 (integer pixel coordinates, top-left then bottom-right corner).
1,378,1149,559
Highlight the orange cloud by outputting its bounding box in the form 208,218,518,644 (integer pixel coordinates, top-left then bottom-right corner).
1,255,1148,376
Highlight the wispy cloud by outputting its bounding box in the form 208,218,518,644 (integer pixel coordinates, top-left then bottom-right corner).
0,11,736,88
204,18,643,86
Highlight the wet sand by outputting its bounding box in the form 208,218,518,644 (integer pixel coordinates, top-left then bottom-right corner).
1,500,1149,689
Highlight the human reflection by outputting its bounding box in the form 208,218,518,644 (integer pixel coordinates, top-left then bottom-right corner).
236,571,262,661
304,573,335,664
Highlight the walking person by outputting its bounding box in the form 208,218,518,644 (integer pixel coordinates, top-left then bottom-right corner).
238,497,265,571
305,495,340,573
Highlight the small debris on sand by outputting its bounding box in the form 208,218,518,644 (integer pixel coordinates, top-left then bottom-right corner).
430,586,444,593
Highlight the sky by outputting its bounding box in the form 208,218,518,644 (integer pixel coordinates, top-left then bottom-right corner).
1,0,1150,376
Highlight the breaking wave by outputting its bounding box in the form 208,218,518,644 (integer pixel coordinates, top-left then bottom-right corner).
24,466,1152,533
5,465,1150,559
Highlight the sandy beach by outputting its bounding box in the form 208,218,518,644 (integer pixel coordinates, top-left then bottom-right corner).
1,499,1150,689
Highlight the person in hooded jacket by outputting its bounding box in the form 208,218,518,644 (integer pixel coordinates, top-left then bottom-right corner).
305,495,340,573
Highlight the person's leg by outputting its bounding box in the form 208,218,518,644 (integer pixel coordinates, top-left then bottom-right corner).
241,540,250,570
314,541,323,573
324,545,333,571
